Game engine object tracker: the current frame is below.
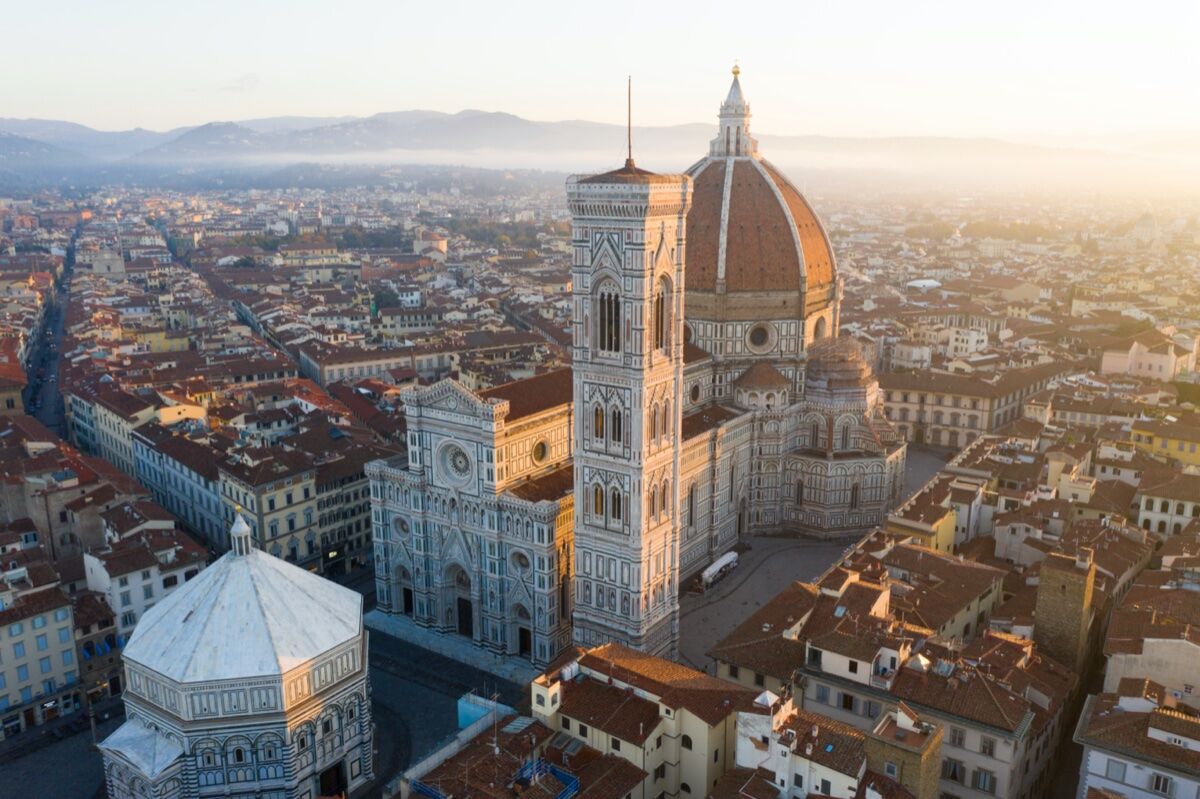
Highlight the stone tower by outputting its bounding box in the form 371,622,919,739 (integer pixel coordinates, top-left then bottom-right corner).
1034,549,1096,671
864,703,943,799
567,154,692,658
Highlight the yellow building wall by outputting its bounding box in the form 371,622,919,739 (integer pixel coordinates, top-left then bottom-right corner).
1131,429,1200,467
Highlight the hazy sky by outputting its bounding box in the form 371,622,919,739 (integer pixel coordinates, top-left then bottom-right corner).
5,0,1198,138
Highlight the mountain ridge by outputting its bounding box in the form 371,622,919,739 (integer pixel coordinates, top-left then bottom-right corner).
7,110,1185,165
1,111,1197,195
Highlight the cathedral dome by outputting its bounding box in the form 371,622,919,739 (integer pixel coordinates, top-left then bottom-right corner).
685,68,837,299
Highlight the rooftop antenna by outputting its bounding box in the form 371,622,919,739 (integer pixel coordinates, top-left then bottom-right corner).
626,75,634,169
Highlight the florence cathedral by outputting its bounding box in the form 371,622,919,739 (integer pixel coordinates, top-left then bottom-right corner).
366,68,907,666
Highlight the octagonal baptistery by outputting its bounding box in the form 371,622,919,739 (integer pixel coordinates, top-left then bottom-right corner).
98,516,373,799
684,67,841,394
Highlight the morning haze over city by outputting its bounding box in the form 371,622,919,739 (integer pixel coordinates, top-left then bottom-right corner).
0,3,1197,799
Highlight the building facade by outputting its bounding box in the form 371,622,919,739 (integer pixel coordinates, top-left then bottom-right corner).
217,448,320,570
367,369,577,666
879,364,1068,448
0,588,79,739
132,425,226,550
530,643,756,799
83,528,206,637
1074,692,1200,799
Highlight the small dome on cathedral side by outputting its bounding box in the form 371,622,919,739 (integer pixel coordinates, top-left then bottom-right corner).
804,337,875,391
733,361,791,390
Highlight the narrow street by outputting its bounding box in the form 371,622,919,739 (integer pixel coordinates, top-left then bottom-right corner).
22,272,69,435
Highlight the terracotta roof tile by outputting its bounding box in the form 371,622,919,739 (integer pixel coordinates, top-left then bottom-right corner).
685,158,836,297
576,643,759,726
479,368,572,422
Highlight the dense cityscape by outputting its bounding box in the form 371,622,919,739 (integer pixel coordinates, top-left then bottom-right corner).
1,27,1199,799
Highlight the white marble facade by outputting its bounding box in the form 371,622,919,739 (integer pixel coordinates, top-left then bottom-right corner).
366,375,576,666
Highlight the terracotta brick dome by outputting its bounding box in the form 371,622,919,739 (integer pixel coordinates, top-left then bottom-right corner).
683,67,837,302
685,157,836,296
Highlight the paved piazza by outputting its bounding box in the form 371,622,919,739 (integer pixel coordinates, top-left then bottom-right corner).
8,636,525,799
677,442,950,673
678,535,850,672
2,712,125,799
903,444,953,498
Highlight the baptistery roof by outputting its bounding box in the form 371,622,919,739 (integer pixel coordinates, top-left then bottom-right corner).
123,517,362,684
685,69,837,299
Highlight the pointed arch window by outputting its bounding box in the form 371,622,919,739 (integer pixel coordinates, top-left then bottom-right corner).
660,482,670,517
653,279,668,352
611,407,623,444
649,486,658,518
611,489,622,521
593,404,604,440
650,404,660,441
597,288,622,354
593,485,605,517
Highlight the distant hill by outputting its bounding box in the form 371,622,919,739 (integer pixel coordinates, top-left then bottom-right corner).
1,109,1198,195
234,115,358,134
0,131,90,192
131,122,271,163
0,114,357,160
0,131,84,167
0,119,182,160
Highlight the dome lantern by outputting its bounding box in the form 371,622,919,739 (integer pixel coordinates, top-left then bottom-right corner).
712,64,756,158
230,511,253,556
